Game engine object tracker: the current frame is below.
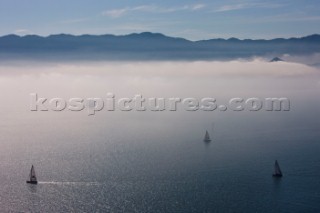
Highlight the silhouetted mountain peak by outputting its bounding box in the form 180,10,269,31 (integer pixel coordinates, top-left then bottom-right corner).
47,34,76,39
270,57,284,62
1,34,21,39
227,37,240,41
125,32,166,38
300,34,320,42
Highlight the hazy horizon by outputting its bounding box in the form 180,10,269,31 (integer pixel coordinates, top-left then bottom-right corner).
1,31,320,40
1,0,320,212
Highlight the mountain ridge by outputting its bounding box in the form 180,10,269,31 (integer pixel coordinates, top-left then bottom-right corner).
0,32,319,60
1,32,320,42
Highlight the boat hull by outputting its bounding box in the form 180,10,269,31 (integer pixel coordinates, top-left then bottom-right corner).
26,181,38,184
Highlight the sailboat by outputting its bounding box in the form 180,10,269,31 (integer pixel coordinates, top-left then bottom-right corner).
272,160,283,177
26,165,38,184
204,130,211,142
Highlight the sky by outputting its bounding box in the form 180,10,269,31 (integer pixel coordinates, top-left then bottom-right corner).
0,0,319,40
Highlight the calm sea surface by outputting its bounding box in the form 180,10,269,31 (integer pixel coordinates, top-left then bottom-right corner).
0,61,319,212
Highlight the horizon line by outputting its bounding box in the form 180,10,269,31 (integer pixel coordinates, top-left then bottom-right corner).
1,32,320,42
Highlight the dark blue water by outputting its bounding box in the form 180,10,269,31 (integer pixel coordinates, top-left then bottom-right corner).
0,110,319,212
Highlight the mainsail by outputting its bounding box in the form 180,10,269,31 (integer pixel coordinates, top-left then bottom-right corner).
273,160,283,177
27,165,38,184
30,165,37,181
204,130,211,142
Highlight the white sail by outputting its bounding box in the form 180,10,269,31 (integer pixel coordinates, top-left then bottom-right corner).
273,160,282,176
29,165,37,182
204,130,211,142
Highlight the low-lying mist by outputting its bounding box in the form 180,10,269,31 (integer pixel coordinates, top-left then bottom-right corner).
0,59,318,98
0,59,319,139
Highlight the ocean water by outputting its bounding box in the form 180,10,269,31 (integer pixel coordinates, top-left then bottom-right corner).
0,60,319,212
